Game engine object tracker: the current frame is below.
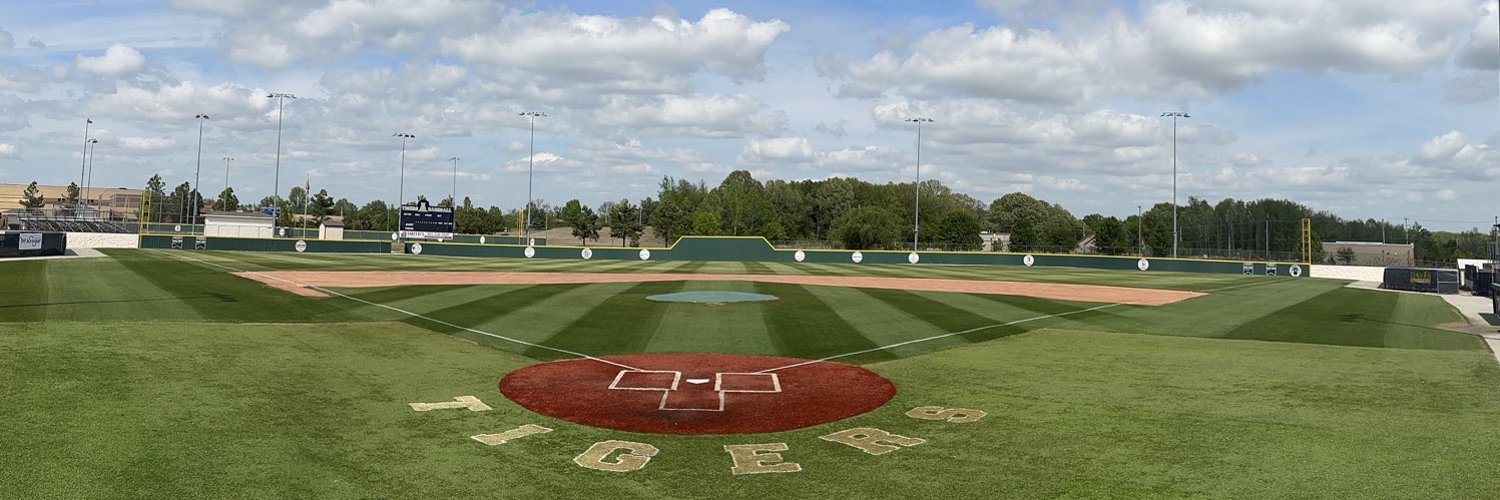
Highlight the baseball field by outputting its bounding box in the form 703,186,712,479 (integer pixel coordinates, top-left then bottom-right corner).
3,249,1499,498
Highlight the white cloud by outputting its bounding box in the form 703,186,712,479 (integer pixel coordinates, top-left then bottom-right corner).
592,94,786,138
1456,1,1499,69
824,0,1474,104
119,137,177,151
0,143,17,157
75,44,146,77
739,137,813,163
0,27,13,50
442,8,788,85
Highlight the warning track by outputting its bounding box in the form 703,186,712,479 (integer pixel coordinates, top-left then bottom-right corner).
235,270,1202,306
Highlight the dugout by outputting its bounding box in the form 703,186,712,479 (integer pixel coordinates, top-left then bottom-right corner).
1381,267,1459,294
0,230,67,257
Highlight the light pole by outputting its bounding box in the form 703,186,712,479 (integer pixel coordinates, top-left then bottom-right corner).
448,156,460,206
267,93,296,205
394,133,415,232
85,138,98,210
520,111,546,243
905,116,933,251
1137,205,1144,256
1161,111,1189,258
78,118,92,203
222,156,234,201
192,114,209,233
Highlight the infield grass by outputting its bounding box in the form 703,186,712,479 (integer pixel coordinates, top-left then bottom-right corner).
2,249,1496,498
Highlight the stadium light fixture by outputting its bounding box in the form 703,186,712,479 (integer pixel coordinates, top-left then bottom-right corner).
85,139,98,208
1161,111,1190,258
905,117,934,252
222,157,234,197
449,157,460,207
394,133,416,232
78,118,92,203
520,111,547,243
267,93,296,208
192,114,210,234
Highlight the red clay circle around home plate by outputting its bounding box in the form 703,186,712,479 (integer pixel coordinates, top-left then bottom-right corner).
499,353,896,435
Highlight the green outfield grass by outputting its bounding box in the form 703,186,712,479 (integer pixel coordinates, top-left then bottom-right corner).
2,249,1497,498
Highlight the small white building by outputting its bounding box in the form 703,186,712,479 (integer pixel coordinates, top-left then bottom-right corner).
319,219,345,240
203,212,274,238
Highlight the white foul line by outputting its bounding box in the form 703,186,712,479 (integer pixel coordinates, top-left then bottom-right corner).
754,302,1125,374
163,251,645,372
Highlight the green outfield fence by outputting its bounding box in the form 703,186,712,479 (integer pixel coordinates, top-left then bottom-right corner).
141,234,1309,276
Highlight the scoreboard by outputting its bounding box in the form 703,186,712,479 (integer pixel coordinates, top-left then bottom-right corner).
399,200,455,240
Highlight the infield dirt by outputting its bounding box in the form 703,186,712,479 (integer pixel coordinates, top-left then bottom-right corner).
235,270,1203,306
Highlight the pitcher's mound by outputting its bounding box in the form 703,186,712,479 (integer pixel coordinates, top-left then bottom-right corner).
499,353,895,435
645,291,779,303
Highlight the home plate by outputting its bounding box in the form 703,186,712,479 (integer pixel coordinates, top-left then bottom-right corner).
686,378,711,385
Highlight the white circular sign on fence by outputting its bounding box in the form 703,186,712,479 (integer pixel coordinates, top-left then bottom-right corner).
1023,254,1035,267
851,251,864,264
390,232,398,241
1137,258,1151,271
174,225,182,232
480,236,486,244
411,243,423,255
907,252,920,264
794,250,806,262
1289,264,1303,278
523,246,536,258
294,240,307,253
581,248,593,260
639,248,651,261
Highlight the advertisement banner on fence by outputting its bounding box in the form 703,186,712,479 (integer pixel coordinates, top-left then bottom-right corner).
18,233,42,250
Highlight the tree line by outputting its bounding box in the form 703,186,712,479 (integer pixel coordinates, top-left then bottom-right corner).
20,170,1493,265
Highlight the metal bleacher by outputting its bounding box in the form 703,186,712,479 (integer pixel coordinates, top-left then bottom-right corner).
3,208,137,233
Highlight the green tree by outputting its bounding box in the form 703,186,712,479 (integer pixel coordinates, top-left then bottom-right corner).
811,178,856,239
690,209,721,236
65,182,81,208
213,187,239,212
560,199,600,245
831,206,900,250
607,199,643,246
1009,219,1038,253
712,170,772,236
309,189,335,220
929,209,983,249
20,181,44,209
1336,246,1356,265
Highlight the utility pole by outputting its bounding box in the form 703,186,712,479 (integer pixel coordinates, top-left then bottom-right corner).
448,157,460,207
1137,205,1143,256
192,114,209,233
905,117,934,251
393,133,415,233
78,118,92,204
520,111,547,244
1161,111,1190,258
222,157,234,202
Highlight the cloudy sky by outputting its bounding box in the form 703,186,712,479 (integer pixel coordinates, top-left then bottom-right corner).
0,0,1496,230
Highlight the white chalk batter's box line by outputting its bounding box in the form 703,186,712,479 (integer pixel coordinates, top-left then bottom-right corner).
607,370,782,412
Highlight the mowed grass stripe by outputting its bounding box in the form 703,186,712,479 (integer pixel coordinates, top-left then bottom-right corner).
528,280,688,359
800,285,961,359
114,251,369,322
42,257,205,322
404,283,590,350
741,261,775,274
1223,287,1482,351
0,261,50,322
646,281,775,354
751,282,896,361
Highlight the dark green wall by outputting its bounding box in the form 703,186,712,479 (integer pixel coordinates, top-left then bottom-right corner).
140,234,1308,277
402,236,1309,277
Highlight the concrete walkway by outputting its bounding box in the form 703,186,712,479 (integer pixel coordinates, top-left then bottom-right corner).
1440,294,1500,364
0,248,105,262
